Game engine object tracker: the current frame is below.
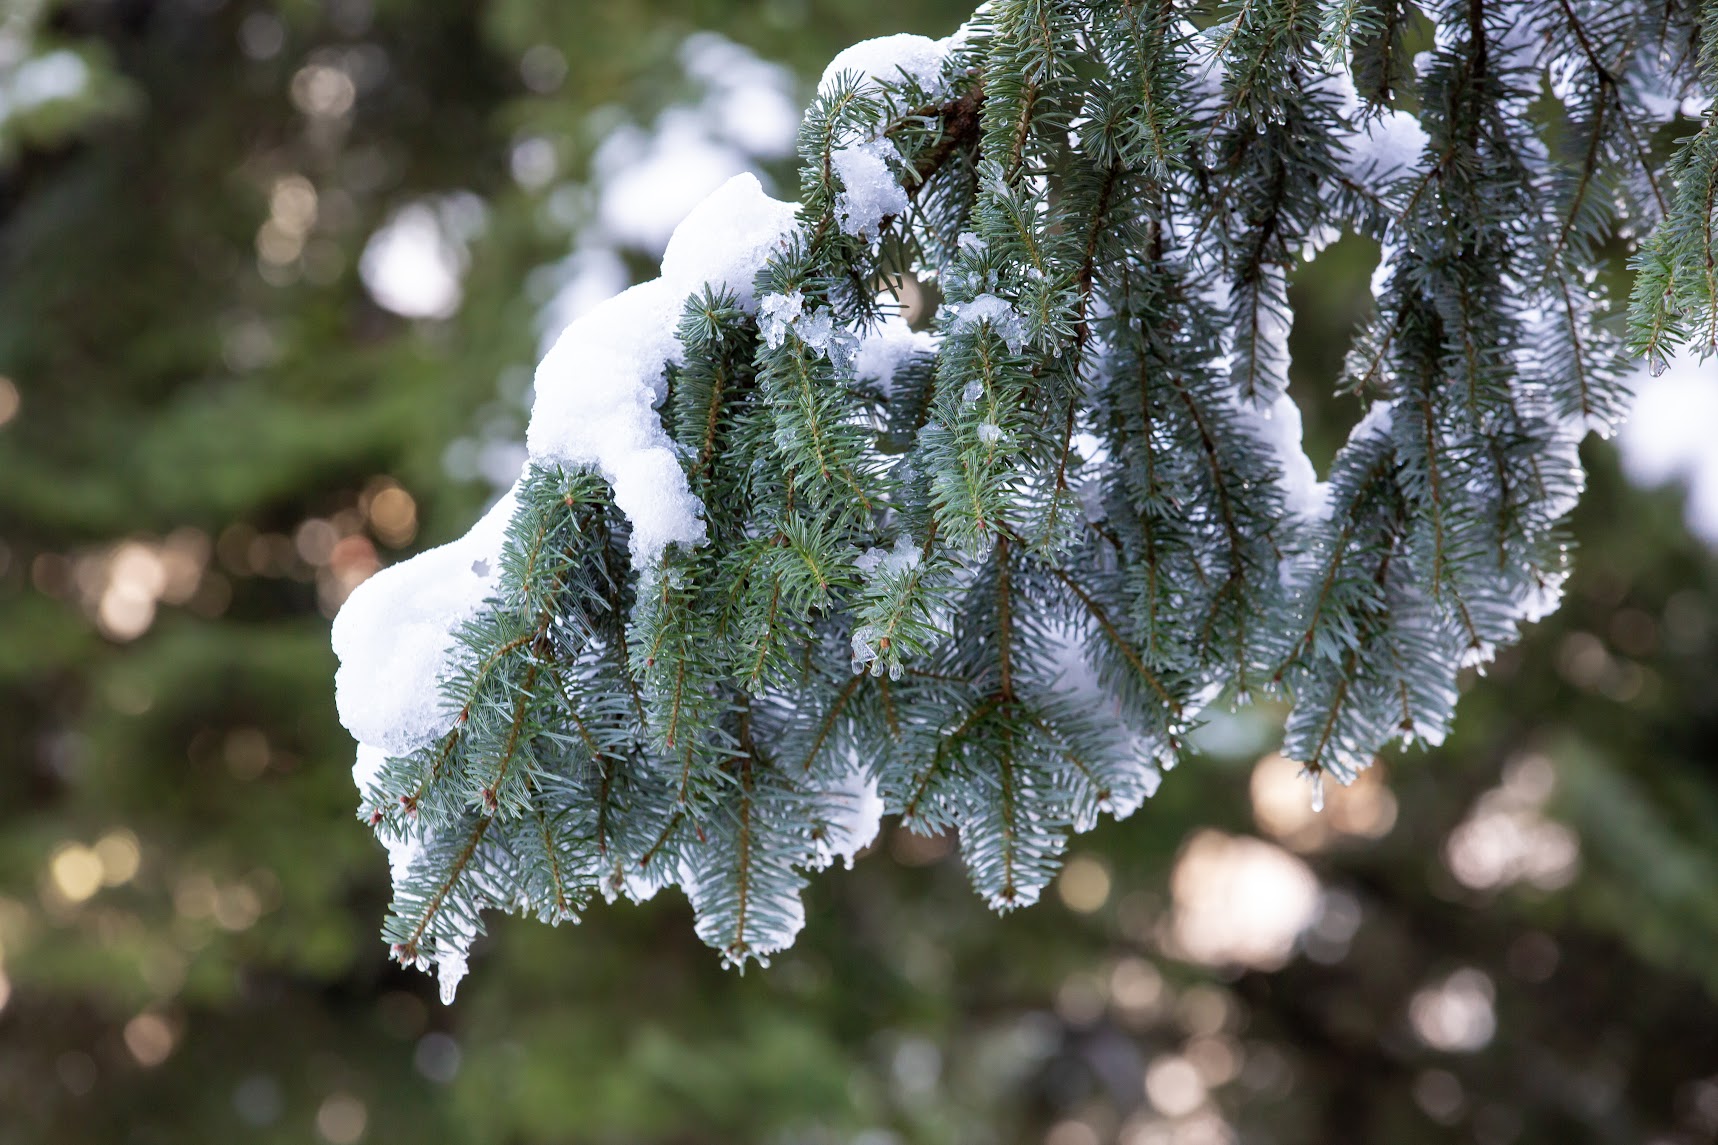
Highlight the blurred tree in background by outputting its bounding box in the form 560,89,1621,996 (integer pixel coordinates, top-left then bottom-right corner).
1,2,1716,1144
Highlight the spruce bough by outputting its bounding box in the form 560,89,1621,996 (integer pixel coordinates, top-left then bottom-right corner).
331,2,1718,998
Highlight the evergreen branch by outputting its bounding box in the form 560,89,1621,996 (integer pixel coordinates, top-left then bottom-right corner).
393,814,493,962
340,0,1718,985
907,83,988,192
533,803,577,920
1048,566,1180,714
801,675,862,772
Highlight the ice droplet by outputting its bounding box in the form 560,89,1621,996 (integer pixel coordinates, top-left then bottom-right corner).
1309,770,1325,813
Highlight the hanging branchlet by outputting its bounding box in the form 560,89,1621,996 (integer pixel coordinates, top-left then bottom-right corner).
334,0,1718,993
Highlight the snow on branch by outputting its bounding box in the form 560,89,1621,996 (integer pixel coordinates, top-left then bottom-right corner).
329,6,1718,995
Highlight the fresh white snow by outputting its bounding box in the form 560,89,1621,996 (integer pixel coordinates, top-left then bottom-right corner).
811,763,885,871
851,315,937,396
948,292,1026,352
1237,392,1328,523
336,173,799,764
818,33,953,95
332,485,520,755
530,173,799,565
1340,109,1430,183
831,138,910,240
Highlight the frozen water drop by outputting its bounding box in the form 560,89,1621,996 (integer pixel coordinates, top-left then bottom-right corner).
1309,770,1325,813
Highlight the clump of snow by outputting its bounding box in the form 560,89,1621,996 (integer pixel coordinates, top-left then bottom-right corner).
435,949,469,1005
758,289,805,347
530,174,799,565
1299,223,1343,261
351,742,386,794
1041,621,1168,819
1369,239,1397,300
948,293,1027,352
1071,432,1107,464
1324,66,1430,185
815,32,965,241
797,309,849,365
758,288,855,366
850,625,880,673
760,290,830,354
1634,81,1713,123
687,868,808,969
812,763,885,870
977,422,1004,444
1232,267,1292,402
1342,110,1430,182
852,315,936,396
1350,399,1396,444
1236,392,1328,523
851,536,924,677
1224,266,1315,520
332,485,520,755
818,33,953,95
832,139,910,239
855,533,922,579
658,175,801,304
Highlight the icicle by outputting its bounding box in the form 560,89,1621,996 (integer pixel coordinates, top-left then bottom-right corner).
1308,770,1326,813
437,950,469,1004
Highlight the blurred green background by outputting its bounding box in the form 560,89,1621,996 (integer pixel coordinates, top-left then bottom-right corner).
2,2,1717,1143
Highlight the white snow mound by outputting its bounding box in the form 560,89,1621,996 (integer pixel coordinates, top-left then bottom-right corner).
335,174,800,756
529,173,799,565
332,485,519,755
